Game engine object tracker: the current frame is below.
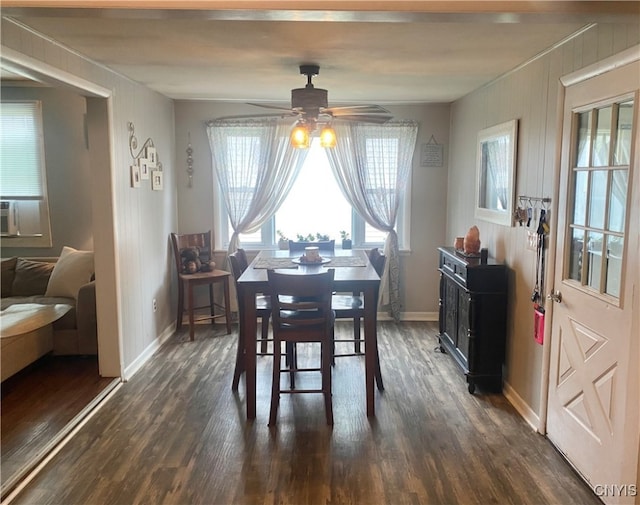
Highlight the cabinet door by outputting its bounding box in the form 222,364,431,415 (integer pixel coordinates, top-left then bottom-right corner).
456,289,470,364
443,276,457,347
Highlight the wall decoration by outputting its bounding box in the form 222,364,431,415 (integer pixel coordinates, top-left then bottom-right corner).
475,119,518,226
186,131,194,188
421,134,444,167
128,121,163,189
145,146,157,168
151,170,163,191
138,157,150,180
130,164,141,188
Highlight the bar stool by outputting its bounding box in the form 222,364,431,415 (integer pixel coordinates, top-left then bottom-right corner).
170,231,232,341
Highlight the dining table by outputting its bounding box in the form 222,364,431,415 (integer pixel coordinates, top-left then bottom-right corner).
236,248,382,420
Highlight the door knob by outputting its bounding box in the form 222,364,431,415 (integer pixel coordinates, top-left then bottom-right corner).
547,290,562,303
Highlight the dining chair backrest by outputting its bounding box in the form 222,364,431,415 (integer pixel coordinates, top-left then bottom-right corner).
368,248,386,277
170,231,213,275
236,248,249,272
267,269,335,331
288,240,335,253
228,250,245,283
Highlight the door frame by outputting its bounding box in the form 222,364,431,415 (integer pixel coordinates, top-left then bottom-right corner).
0,46,124,379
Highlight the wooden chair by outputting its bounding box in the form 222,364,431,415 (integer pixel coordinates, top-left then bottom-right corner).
331,248,385,389
288,240,335,254
267,268,335,426
170,231,232,341
229,249,272,390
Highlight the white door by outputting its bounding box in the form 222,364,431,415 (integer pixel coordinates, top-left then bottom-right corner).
547,59,639,505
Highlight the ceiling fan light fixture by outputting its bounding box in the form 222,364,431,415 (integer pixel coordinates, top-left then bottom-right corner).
319,125,337,148
291,122,310,149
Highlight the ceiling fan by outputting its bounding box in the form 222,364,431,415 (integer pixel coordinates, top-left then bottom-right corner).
215,64,393,147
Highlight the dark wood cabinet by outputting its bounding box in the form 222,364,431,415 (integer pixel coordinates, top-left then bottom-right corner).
437,247,507,393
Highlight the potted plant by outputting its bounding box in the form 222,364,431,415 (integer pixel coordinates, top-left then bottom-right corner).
276,230,289,250
316,232,330,241
340,230,352,249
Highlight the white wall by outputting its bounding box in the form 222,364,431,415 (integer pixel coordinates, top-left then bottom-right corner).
447,23,640,417
173,100,450,317
2,18,178,376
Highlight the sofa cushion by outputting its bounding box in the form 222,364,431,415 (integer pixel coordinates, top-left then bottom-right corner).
1,257,18,298
1,294,77,331
11,259,55,297
45,247,94,299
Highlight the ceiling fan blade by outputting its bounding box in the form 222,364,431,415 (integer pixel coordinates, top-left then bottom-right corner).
334,114,393,124
246,103,296,112
325,104,391,115
213,112,299,121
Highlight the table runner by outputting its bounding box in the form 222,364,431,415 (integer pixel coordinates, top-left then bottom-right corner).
253,255,366,269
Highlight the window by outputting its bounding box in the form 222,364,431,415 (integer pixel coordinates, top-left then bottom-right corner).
216,139,409,250
567,98,633,300
0,100,52,246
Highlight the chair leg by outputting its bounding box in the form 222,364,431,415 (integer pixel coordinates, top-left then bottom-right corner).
176,282,184,330
260,315,269,354
232,332,244,391
322,341,333,425
222,277,232,334
188,283,196,341
374,337,384,391
287,342,296,389
354,317,362,354
208,283,215,325
330,328,336,366
269,337,282,426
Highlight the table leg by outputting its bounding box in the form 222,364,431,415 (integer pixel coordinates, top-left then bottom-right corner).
363,285,377,417
240,285,257,420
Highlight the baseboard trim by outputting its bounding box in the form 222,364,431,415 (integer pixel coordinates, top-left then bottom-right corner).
123,323,175,381
503,380,540,432
377,311,438,321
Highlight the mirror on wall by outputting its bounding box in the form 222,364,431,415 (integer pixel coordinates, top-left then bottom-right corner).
475,119,518,226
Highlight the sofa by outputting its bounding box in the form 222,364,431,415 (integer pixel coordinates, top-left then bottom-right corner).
1,247,97,381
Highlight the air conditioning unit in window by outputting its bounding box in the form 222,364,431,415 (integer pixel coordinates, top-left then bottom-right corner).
0,201,20,236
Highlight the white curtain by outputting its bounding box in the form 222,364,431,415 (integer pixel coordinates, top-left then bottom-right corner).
206,118,308,255
326,120,418,321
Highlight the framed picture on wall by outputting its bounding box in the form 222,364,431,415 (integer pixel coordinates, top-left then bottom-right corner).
475,119,518,226
151,170,163,191
138,157,150,180
130,164,141,188
145,146,157,168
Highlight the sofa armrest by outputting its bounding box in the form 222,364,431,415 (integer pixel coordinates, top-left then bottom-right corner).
76,280,98,355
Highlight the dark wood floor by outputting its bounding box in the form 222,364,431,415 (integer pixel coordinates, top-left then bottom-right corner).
1,355,114,493
8,322,600,505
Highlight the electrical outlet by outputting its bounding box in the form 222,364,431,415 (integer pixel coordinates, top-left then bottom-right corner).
152,298,157,312
526,231,538,251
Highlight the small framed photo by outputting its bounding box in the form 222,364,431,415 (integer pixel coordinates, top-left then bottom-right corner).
151,170,163,191
138,157,150,179
130,164,141,188
146,146,157,168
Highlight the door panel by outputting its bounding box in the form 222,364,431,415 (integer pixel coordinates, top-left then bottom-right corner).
547,60,639,505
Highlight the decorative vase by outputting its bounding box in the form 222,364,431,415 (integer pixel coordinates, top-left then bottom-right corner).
463,226,481,254
454,236,464,250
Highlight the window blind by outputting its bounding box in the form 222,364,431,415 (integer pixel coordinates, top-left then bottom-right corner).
0,101,45,199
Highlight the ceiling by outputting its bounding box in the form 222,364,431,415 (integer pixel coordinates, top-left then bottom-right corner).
1,2,638,105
